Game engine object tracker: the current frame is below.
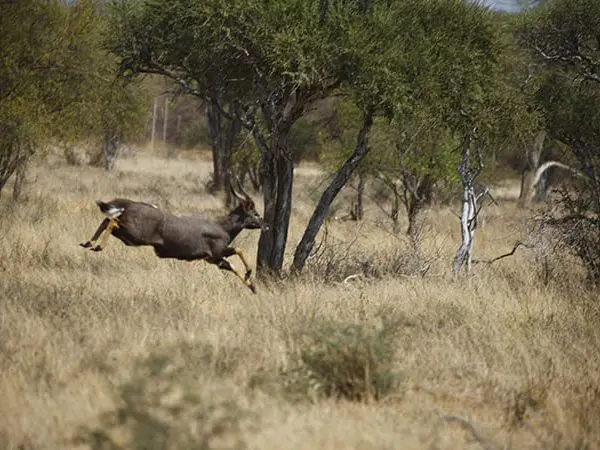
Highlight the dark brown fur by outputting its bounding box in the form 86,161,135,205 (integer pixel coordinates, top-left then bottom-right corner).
80,195,264,293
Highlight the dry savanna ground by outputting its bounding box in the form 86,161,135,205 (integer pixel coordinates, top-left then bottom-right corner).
1,147,599,450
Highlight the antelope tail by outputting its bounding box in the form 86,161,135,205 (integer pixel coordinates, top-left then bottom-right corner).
96,200,125,219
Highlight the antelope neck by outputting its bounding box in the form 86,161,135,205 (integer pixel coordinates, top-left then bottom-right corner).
218,209,246,242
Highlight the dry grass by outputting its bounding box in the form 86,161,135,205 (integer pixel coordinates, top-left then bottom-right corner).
1,150,599,450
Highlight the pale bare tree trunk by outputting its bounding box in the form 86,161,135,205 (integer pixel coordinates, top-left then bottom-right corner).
162,97,169,152
452,181,477,275
518,130,546,207
150,98,158,153
452,133,484,276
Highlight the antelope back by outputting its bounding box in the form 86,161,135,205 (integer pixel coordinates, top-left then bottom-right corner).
99,199,165,245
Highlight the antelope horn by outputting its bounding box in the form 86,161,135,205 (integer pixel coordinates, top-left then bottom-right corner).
226,171,243,201
231,173,252,202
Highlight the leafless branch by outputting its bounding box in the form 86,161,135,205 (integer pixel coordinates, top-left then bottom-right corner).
473,241,534,266
533,45,600,84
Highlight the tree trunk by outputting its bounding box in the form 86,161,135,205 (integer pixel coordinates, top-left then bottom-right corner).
452,135,482,276
272,154,294,270
102,132,119,171
534,169,549,201
206,101,240,201
257,149,277,273
292,108,373,273
12,159,27,202
205,102,224,192
405,175,433,238
356,172,365,220
518,130,546,207
256,149,294,275
452,181,477,275
391,187,400,234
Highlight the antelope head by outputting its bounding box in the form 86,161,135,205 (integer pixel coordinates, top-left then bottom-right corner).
229,177,267,231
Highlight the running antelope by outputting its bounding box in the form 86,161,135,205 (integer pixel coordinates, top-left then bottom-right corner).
80,186,264,293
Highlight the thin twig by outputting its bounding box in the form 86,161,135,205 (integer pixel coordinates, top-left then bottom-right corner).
473,241,534,265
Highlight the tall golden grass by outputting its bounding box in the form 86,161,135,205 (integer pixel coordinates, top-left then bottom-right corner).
0,150,599,449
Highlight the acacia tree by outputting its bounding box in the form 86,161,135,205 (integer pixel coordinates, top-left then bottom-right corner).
108,0,380,275
294,0,536,275
108,0,537,277
0,0,147,199
0,0,87,196
518,0,600,281
374,116,457,240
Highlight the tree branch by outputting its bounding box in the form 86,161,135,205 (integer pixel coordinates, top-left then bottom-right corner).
473,241,534,265
532,160,593,187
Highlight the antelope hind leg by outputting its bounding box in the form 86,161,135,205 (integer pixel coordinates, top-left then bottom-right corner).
92,219,119,251
80,218,119,252
80,218,110,249
217,259,257,294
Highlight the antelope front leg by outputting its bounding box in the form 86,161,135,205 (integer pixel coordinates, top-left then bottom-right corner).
231,247,253,281
217,259,257,294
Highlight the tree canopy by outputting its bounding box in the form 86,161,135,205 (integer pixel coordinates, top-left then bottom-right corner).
107,0,533,274
0,0,147,195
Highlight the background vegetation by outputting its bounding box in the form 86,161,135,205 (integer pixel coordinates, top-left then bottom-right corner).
1,0,599,448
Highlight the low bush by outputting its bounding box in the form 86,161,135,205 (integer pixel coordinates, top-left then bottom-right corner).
252,316,404,403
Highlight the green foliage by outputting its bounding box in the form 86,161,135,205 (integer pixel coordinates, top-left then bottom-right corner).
296,317,403,402
518,0,600,156
251,316,404,403
518,0,600,282
518,0,600,82
319,1,537,202
108,0,360,106
0,0,148,192
319,99,461,199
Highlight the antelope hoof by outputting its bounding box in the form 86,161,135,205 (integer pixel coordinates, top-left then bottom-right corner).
244,270,252,282
91,245,103,252
80,242,93,248
247,281,257,294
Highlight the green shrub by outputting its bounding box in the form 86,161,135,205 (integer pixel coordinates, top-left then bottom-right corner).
251,317,403,404
298,318,402,402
